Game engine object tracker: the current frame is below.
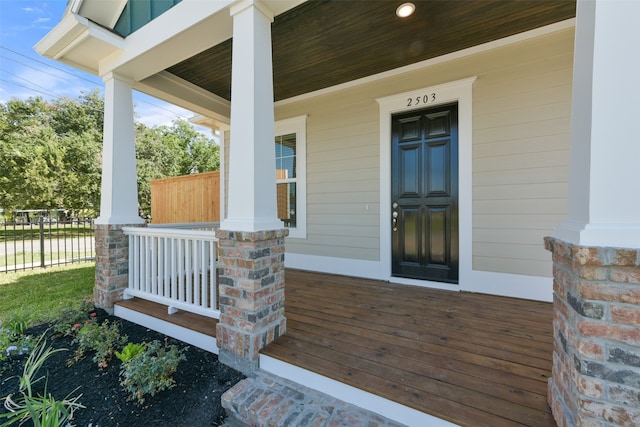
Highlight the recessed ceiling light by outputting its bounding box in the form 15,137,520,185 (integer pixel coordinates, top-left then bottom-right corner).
396,3,415,18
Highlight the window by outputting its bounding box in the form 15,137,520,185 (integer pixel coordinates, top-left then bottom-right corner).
275,116,307,238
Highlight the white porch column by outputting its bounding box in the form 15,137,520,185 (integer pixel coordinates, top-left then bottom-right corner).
221,0,282,232
547,2,640,426
93,72,143,313
96,72,144,225
554,0,640,249
216,0,287,375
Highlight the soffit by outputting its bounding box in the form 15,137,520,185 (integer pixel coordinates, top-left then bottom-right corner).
166,0,576,102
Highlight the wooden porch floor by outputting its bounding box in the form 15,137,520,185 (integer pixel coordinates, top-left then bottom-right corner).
261,269,555,427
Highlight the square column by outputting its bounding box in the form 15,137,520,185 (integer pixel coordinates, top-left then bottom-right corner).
549,2,640,424
94,72,144,311
215,229,287,375
222,0,283,232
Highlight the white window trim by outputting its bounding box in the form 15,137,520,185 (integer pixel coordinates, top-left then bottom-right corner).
275,115,307,239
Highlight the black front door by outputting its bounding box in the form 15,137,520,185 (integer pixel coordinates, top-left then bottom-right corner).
391,103,459,283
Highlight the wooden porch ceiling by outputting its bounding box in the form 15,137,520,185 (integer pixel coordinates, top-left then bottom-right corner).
166,0,576,102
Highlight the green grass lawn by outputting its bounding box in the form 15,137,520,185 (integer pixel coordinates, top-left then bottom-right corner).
0,263,95,327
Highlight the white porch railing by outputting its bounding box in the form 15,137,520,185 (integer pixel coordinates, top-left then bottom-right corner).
122,224,220,319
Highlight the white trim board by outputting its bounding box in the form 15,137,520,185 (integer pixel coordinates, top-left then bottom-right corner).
114,304,218,354
260,354,460,427
284,252,381,280
285,252,552,302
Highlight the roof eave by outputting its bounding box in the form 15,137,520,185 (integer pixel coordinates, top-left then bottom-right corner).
34,12,125,77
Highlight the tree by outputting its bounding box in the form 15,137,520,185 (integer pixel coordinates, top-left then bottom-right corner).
0,93,219,219
135,119,219,216
0,94,102,216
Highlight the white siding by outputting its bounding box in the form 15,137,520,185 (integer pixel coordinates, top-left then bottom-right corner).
269,27,574,278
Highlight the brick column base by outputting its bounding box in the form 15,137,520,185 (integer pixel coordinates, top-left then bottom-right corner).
94,224,142,313
215,229,287,375
545,237,640,427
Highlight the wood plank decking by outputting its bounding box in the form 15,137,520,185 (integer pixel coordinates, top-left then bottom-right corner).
116,297,218,337
261,270,555,427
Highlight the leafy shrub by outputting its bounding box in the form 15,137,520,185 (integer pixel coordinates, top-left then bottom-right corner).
52,300,96,337
119,340,187,405
115,342,145,363
1,334,84,427
70,319,127,368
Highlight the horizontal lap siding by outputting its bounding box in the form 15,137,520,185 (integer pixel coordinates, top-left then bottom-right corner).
274,27,574,278
278,96,380,260
472,29,574,277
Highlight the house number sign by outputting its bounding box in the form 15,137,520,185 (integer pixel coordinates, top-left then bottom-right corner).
406,92,436,107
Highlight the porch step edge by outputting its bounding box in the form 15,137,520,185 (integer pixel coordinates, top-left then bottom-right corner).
114,304,218,354
222,369,407,427
259,355,460,427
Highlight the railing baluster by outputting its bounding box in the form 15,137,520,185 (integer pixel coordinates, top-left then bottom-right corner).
178,238,184,303
132,235,139,292
121,224,220,319
171,238,177,299
186,239,192,304
214,240,218,310
195,239,201,307
151,235,157,296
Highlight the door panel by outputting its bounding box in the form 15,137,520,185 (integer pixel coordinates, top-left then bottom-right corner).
391,103,459,283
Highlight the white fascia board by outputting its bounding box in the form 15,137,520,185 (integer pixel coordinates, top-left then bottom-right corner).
35,12,124,75
34,13,90,58
135,71,230,125
100,0,236,81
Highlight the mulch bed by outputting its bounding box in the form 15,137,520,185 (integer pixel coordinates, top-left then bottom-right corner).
0,310,244,426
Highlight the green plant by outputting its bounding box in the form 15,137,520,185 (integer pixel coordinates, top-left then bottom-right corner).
52,300,96,337
4,311,33,335
119,340,187,405
70,319,127,368
0,334,84,427
115,342,145,363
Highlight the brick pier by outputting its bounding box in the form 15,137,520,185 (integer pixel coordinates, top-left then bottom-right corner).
215,229,287,375
545,237,640,426
94,223,141,313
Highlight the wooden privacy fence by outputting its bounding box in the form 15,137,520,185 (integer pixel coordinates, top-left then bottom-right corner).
150,171,220,224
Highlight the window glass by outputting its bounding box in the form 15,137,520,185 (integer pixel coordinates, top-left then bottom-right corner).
275,133,297,227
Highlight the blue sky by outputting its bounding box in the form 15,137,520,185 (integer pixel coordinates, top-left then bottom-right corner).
0,0,206,129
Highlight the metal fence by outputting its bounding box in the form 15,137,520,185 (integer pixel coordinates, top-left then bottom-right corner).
0,217,95,273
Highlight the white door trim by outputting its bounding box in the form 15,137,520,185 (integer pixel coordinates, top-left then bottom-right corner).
377,77,476,291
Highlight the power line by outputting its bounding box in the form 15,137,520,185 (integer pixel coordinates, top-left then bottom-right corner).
0,78,56,99
0,46,99,87
1,68,62,95
1,45,198,123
